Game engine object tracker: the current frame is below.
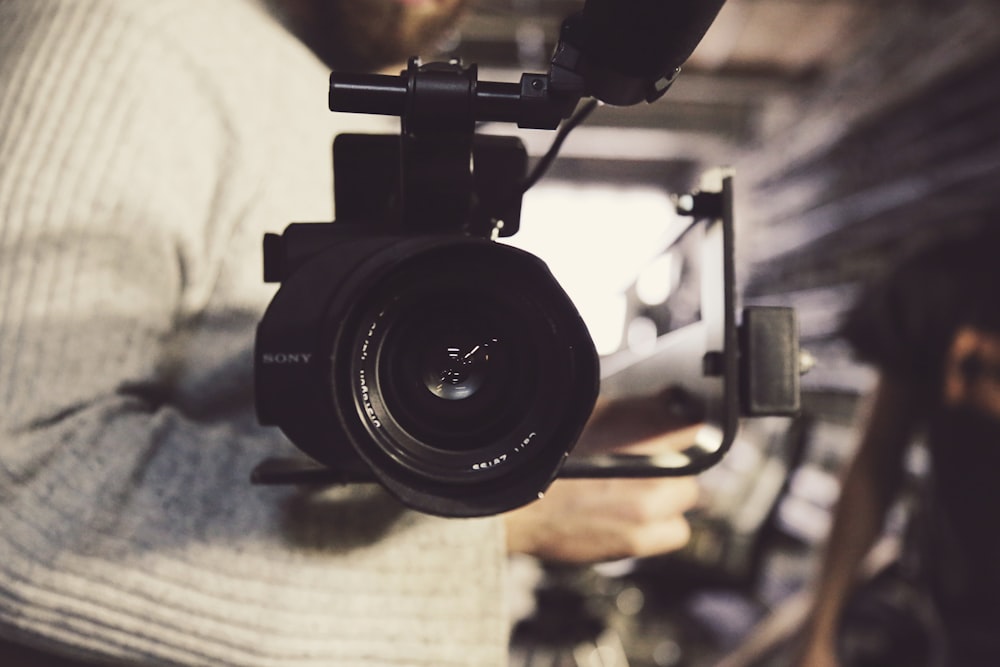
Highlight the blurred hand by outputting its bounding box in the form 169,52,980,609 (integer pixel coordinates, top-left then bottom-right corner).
569,388,703,457
504,390,702,563
504,474,698,563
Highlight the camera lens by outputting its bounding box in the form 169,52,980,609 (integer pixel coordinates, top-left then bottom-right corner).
317,237,598,515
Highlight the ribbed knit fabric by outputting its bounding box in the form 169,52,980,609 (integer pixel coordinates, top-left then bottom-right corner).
0,2,508,666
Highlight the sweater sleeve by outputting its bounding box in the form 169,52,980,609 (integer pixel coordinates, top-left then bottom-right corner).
0,3,508,666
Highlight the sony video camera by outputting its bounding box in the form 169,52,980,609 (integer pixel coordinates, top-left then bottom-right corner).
253,0,799,518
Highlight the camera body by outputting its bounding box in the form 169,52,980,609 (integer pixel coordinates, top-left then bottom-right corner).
255,130,600,518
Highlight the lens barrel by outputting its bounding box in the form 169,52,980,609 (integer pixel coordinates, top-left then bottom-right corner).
256,234,599,516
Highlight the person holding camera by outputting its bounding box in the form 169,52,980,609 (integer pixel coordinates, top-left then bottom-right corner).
795,228,1000,667
0,1,698,665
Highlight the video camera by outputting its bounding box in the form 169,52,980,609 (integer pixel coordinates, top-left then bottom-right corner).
252,0,801,517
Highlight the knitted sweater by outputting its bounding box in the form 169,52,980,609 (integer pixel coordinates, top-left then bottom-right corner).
0,1,508,665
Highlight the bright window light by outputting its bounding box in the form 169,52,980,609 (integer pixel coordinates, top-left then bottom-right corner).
502,183,678,355
635,248,683,307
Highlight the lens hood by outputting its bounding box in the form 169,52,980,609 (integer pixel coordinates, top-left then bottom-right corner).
256,234,599,516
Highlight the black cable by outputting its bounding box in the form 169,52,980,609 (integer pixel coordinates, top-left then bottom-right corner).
520,98,600,194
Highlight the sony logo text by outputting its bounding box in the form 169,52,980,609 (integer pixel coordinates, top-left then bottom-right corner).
261,352,313,364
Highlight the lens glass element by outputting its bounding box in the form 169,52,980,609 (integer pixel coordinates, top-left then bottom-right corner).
380,294,530,451
421,334,497,401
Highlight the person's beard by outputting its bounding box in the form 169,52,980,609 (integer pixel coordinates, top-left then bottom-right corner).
274,0,469,73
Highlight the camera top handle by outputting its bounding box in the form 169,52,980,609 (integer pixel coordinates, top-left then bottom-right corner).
324,0,727,238
328,0,729,122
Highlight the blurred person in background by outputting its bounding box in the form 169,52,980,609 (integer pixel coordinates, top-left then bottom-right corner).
795,227,1000,667
0,1,698,665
